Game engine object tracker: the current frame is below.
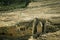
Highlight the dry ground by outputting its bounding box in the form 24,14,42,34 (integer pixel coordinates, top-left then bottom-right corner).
0,1,60,40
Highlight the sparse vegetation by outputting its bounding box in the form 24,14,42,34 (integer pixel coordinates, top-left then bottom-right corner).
0,0,60,40
0,0,31,11
46,25,59,33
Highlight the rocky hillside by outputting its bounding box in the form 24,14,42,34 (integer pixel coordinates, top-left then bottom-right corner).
0,0,60,40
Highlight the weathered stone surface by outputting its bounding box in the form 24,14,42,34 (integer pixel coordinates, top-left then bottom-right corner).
38,30,60,40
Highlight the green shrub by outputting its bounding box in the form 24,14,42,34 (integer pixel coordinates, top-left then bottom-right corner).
0,0,31,6
46,25,59,33
0,0,31,11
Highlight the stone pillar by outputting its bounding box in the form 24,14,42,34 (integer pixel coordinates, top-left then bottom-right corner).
42,20,47,34
44,20,47,34
32,18,38,34
39,21,43,33
32,18,39,39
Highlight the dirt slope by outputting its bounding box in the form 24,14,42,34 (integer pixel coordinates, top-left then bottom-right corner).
0,1,60,27
0,1,60,40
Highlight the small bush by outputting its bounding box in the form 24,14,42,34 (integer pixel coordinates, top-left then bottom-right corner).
0,0,31,6
46,25,59,33
0,0,31,11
